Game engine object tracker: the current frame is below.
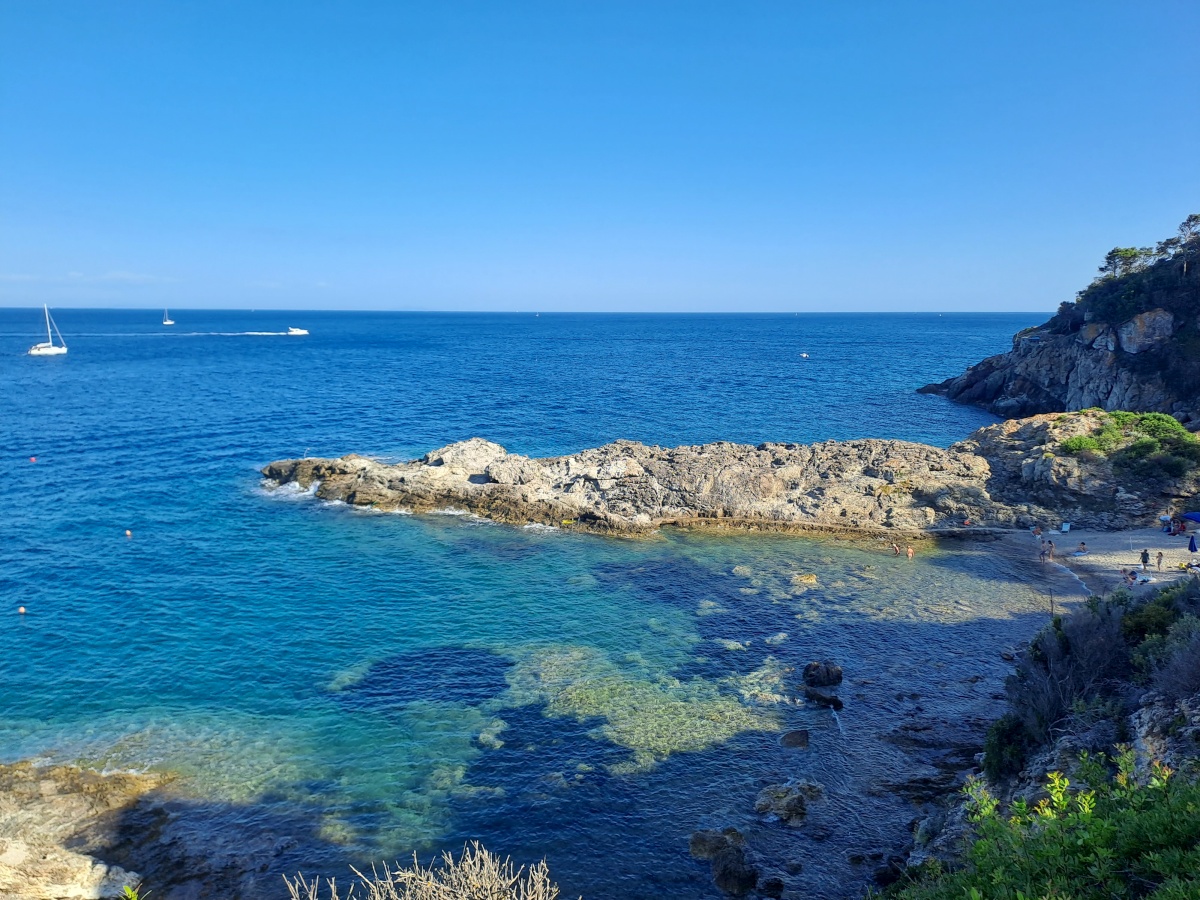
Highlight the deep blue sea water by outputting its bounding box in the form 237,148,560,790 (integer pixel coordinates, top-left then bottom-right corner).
0,310,1078,898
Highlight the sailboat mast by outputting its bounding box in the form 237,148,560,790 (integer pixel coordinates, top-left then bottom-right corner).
44,305,52,342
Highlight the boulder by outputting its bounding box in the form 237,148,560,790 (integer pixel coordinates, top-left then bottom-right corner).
710,846,758,897
1117,308,1174,354
754,781,824,825
802,661,843,687
778,729,810,749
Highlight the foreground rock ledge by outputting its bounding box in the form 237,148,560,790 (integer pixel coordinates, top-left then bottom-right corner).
263,415,1194,534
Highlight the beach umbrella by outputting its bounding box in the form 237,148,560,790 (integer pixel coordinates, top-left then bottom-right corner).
1183,512,1200,524
1190,535,1197,554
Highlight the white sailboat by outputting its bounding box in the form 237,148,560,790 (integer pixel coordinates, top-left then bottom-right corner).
28,305,67,356
162,309,175,326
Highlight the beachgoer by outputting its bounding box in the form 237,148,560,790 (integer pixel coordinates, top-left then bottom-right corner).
1141,548,1151,571
1039,548,1048,564
1077,542,1087,554
1046,540,1055,560
892,542,901,556
1157,551,1164,571
906,545,914,560
1033,525,1042,537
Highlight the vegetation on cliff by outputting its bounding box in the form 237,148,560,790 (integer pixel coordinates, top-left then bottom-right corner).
885,580,1200,900
1051,214,1200,333
888,752,1200,900
983,578,1200,782
1057,410,1200,478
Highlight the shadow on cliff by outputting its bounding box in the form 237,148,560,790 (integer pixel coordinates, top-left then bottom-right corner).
67,787,359,900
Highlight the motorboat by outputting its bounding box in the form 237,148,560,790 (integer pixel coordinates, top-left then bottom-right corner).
28,305,67,356
287,327,309,335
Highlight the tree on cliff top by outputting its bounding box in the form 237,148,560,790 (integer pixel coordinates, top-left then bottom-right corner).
1047,213,1200,334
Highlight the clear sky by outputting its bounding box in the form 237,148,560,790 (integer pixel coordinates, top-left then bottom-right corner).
1,1,1197,312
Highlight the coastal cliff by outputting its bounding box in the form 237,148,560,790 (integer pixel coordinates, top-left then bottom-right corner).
262,411,1200,535
921,215,1200,422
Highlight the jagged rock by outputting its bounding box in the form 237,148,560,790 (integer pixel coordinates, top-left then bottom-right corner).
689,828,743,860
264,411,1191,535
0,762,162,900
754,781,824,825
802,661,843,687
1118,309,1175,354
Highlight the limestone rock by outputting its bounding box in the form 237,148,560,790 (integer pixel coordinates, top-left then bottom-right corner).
1118,308,1175,354
264,412,1186,535
0,762,160,900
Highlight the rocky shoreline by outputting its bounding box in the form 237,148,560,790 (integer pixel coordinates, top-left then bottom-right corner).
263,412,1197,536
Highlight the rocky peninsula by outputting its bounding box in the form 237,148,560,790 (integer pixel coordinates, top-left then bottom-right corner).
262,411,1200,536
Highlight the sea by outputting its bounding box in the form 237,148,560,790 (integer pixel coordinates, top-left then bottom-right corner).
0,310,1083,898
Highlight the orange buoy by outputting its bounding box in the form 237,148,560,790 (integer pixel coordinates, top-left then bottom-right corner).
17,607,25,615
29,457,36,463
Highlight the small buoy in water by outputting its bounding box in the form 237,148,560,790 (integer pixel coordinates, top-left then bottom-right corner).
125,529,132,538
29,456,36,462
17,607,25,615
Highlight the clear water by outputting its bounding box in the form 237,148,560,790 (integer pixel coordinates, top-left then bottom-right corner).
0,310,1075,898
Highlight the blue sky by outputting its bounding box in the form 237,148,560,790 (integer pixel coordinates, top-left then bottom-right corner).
1,2,1197,312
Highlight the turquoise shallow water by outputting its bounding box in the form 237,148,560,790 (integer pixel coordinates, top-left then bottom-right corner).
0,310,1076,897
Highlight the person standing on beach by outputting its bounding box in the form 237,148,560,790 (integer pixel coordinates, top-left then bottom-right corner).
1141,548,1151,571
1157,551,1164,571
1046,540,1055,560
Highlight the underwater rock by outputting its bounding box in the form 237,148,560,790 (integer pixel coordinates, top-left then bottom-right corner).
802,660,843,687
689,828,758,897
333,646,513,710
710,845,759,897
803,687,844,711
778,729,810,749
759,875,785,898
754,780,824,825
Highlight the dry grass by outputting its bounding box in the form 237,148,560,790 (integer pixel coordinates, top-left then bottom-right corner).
284,842,571,900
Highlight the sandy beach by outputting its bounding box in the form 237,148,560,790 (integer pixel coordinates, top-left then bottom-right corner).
997,524,1200,597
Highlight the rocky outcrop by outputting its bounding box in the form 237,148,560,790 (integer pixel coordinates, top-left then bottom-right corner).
689,828,759,896
754,781,824,826
0,762,161,900
263,414,1200,535
919,323,1190,421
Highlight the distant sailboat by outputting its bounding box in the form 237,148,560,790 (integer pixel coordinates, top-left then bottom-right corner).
28,305,67,356
162,309,175,326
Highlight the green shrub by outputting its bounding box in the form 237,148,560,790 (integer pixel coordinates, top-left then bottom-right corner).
1061,435,1101,455
982,712,1029,781
1122,436,1161,460
885,751,1200,900
1122,598,1179,644
1136,412,1190,440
